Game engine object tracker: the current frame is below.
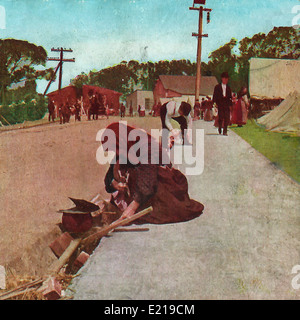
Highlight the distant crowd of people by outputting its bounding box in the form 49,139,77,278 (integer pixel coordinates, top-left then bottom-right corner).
194,96,214,122
47,98,82,125
119,102,161,118
47,90,114,125
47,72,250,140
48,99,163,124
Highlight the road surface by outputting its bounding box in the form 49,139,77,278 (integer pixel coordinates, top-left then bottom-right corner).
68,120,300,300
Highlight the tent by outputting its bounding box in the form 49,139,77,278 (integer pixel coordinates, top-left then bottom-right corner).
249,58,300,100
257,91,300,134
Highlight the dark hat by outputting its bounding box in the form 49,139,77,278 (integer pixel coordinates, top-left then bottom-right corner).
221,72,229,79
180,102,192,116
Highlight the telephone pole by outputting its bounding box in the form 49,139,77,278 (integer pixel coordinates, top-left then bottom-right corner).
189,1,212,102
44,47,75,95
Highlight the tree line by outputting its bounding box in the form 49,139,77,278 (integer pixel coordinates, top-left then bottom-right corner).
71,27,299,96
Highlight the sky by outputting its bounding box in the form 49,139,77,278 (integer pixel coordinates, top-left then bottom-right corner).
0,0,299,93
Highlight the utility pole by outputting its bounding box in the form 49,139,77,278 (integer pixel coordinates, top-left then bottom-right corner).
189,1,212,102
44,47,75,95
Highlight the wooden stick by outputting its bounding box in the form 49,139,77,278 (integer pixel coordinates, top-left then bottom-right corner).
0,287,38,300
102,211,119,215
90,194,102,203
49,238,82,275
82,207,153,246
113,228,150,233
0,278,43,298
49,207,152,275
0,278,44,300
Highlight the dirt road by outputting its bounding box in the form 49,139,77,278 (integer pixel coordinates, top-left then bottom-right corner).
0,117,161,275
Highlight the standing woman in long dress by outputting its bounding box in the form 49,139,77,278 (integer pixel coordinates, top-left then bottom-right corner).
203,97,214,122
230,93,237,125
232,87,250,127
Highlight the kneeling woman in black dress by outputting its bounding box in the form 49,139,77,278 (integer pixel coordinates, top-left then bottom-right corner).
101,122,204,225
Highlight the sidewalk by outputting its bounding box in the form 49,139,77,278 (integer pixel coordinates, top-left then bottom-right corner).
69,121,300,300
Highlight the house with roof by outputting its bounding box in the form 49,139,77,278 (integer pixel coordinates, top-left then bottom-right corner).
126,90,154,113
47,85,122,117
153,75,218,106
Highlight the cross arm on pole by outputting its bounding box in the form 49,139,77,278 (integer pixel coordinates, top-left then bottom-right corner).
45,46,75,94
192,33,208,38
51,47,73,53
189,6,212,12
47,58,75,63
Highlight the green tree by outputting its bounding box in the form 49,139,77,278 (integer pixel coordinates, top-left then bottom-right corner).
239,27,300,60
207,39,238,79
70,59,210,98
88,62,138,96
206,27,300,92
0,39,53,104
71,72,89,89
0,93,47,126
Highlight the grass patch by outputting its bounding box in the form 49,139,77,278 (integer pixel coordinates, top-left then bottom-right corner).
231,120,300,183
